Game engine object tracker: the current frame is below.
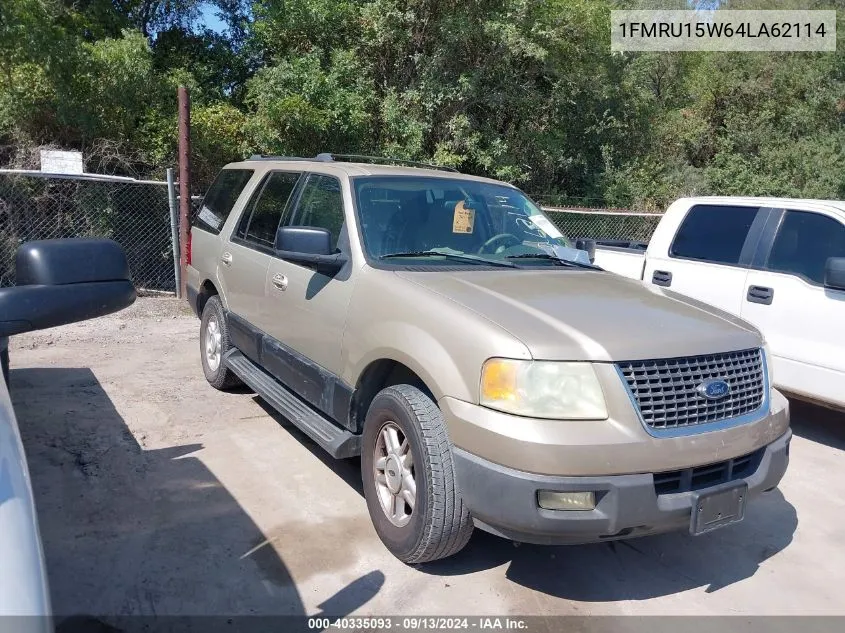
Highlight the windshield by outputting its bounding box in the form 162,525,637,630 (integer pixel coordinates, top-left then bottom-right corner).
352,176,586,267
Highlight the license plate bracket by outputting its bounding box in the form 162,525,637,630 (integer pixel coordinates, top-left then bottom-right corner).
690,482,748,536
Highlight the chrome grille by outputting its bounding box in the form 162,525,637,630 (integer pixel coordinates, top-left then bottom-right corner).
617,348,765,431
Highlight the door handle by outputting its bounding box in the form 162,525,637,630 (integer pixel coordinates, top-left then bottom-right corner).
271,273,288,291
652,270,672,287
747,285,774,305
220,252,233,266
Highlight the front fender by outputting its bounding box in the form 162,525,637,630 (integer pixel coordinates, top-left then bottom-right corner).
350,321,471,402
341,267,531,403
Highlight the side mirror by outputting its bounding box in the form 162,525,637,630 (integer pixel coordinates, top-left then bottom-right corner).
824,257,845,291
275,226,347,274
0,238,136,337
575,238,597,264
276,226,333,256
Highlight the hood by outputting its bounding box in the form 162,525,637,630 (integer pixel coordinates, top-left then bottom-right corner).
397,269,761,362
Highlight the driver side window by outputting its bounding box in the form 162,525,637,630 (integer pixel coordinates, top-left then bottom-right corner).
286,174,345,252
765,210,845,285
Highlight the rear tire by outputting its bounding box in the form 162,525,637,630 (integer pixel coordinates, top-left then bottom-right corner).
200,295,241,390
361,384,473,563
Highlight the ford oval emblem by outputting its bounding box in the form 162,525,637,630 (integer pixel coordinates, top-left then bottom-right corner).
697,378,730,400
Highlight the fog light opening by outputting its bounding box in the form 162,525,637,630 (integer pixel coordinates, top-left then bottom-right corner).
537,490,596,511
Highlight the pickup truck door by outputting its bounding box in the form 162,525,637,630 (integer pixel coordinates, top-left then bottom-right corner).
740,208,845,407
644,204,766,315
262,173,355,417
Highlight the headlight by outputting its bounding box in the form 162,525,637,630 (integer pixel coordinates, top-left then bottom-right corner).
480,358,608,419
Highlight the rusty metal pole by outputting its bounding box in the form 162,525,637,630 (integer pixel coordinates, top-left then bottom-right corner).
177,86,191,299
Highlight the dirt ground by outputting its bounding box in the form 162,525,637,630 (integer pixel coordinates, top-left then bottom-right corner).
8,297,845,620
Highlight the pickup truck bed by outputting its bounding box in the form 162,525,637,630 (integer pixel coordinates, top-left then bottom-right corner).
593,241,648,281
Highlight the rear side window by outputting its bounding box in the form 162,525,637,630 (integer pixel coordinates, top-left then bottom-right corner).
193,169,254,234
766,210,845,284
670,204,759,265
236,171,302,247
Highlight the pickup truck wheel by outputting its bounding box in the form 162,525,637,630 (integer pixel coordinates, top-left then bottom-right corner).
362,385,473,563
200,296,241,390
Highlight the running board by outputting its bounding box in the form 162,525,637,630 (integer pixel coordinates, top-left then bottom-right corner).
224,349,361,459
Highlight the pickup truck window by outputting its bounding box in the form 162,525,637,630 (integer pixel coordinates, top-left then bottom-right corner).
236,171,302,248
286,174,345,251
670,204,759,265
765,210,845,285
353,175,573,266
193,168,254,235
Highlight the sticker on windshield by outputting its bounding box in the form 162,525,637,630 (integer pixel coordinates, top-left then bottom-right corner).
198,206,222,230
452,200,475,233
528,214,564,239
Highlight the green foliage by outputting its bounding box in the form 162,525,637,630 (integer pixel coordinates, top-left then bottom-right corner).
245,48,375,157
191,102,249,185
0,0,843,207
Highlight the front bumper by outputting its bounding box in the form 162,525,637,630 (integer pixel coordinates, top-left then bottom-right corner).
452,429,791,545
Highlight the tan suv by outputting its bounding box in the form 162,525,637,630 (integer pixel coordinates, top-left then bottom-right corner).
185,154,791,563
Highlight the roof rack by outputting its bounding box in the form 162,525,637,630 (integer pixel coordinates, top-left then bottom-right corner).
247,153,458,172
248,155,320,161
315,153,458,172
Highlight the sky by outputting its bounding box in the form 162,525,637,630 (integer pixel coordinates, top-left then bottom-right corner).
197,2,228,34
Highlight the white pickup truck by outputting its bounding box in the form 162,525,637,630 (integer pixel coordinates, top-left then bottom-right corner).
0,239,135,624
593,196,845,410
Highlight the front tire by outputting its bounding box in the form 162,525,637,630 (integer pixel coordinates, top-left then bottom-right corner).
361,384,473,563
200,295,241,390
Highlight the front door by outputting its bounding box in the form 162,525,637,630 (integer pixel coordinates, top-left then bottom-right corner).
741,208,845,407
263,173,356,414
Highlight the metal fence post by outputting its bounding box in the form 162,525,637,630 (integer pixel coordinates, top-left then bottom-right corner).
178,86,192,299
166,168,182,298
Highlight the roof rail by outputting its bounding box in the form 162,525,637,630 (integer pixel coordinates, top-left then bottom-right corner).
247,153,458,172
248,155,318,161
315,153,458,172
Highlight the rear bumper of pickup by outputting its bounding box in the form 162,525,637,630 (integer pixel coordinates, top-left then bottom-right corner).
452,429,790,545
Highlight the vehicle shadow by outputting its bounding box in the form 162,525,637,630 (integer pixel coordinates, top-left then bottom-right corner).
423,488,797,601
254,398,364,497
251,391,798,602
420,482,798,602
787,396,845,451
10,367,382,629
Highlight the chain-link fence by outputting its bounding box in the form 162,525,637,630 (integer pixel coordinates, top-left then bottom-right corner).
543,206,662,244
0,172,178,292
0,171,665,293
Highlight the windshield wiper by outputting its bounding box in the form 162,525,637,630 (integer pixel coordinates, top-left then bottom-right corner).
505,253,601,270
380,251,517,268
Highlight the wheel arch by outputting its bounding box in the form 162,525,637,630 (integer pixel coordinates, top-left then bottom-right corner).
350,358,437,433
197,279,221,316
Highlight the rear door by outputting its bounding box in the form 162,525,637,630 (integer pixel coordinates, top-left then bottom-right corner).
218,170,303,345
190,168,254,303
644,204,765,315
741,208,845,406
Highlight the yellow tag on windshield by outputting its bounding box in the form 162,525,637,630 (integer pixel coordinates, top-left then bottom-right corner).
452,200,475,233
